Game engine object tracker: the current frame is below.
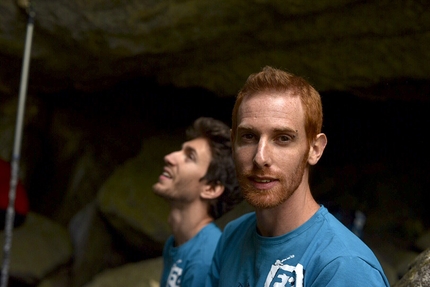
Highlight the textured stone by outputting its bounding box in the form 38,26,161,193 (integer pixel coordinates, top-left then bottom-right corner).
96,135,181,251
393,248,430,287
0,212,72,284
1,0,430,98
82,257,162,287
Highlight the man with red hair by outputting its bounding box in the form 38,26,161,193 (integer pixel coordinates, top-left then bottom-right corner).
206,66,389,287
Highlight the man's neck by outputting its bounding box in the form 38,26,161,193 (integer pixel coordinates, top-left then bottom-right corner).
168,202,213,246
255,186,320,237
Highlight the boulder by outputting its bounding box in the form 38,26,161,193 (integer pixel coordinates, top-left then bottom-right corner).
393,248,430,287
0,212,72,285
68,202,131,287
96,135,183,255
1,0,430,98
82,257,162,287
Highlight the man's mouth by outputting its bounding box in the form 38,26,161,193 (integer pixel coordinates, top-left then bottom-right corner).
254,178,272,183
162,169,172,179
248,176,278,190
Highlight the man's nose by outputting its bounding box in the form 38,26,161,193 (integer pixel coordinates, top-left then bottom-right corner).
253,139,272,168
164,151,178,166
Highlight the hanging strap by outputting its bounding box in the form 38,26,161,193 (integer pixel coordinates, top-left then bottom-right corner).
0,3,35,287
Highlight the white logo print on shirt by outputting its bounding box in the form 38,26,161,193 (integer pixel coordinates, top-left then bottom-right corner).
264,256,304,287
167,260,183,287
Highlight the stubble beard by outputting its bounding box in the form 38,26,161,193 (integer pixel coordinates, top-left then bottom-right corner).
239,154,309,209
152,183,174,201
152,182,195,204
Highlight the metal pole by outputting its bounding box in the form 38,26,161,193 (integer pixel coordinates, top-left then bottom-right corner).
1,6,35,287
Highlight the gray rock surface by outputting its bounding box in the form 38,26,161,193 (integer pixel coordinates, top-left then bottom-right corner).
1,0,429,98
393,248,430,287
82,257,162,287
0,212,72,285
96,135,181,251
68,202,127,287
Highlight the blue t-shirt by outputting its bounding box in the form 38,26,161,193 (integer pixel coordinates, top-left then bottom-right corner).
206,206,390,287
161,222,221,287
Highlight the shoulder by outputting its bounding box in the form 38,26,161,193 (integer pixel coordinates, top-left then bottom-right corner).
318,207,377,257
216,212,256,249
310,208,378,259
223,212,255,233
185,223,222,258
305,207,389,285
197,222,221,240
313,256,390,286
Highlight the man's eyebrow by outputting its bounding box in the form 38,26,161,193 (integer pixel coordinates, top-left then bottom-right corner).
236,125,254,131
183,144,198,158
237,125,298,134
272,127,298,134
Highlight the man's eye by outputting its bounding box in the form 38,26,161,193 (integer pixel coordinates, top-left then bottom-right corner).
239,133,257,143
278,135,293,142
186,153,196,161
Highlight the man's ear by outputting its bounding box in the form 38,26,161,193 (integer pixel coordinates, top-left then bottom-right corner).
201,183,225,200
308,133,327,166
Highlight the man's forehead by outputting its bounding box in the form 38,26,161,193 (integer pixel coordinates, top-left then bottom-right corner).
239,96,303,120
183,138,211,154
237,123,298,133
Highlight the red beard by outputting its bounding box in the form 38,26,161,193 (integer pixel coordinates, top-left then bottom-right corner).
238,154,308,209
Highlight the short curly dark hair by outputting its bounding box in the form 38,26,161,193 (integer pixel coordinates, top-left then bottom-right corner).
186,117,242,220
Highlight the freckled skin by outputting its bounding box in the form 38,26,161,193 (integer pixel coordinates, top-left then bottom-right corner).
232,92,310,209
232,90,327,236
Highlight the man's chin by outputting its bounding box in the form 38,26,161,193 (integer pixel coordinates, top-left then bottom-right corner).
243,190,286,209
152,184,165,196
246,199,283,210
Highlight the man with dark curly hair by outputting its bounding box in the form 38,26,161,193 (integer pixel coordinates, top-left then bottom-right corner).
153,117,242,287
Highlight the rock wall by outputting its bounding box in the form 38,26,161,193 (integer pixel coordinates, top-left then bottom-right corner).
1,0,430,98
